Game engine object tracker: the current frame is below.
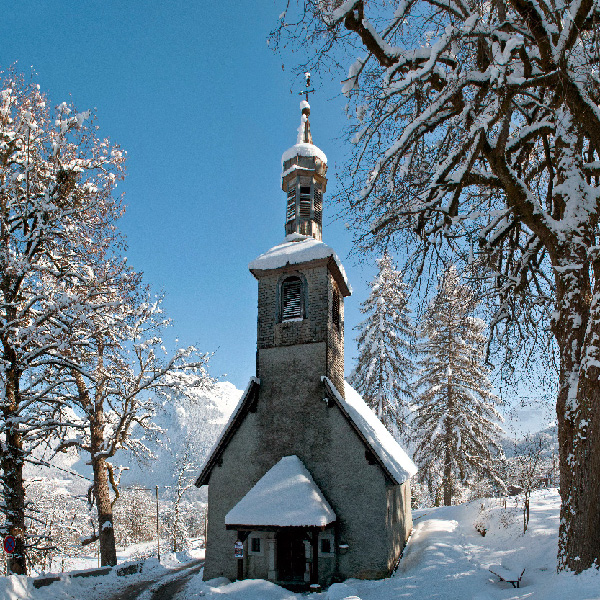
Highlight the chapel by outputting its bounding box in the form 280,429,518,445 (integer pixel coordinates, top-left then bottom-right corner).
196,98,417,589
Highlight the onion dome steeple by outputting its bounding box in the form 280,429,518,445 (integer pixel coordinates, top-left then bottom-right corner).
281,74,328,241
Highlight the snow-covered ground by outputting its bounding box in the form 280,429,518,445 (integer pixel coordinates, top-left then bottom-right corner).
3,489,600,599
179,488,600,600
0,542,205,600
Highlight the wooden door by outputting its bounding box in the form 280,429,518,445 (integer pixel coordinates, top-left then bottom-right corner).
277,530,306,581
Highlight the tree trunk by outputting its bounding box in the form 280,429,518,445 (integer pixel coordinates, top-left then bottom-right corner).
2,427,27,575
89,396,118,567
1,366,27,575
92,454,118,566
443,378,453,506
74,368,118,567
443,448,453,506
173,494,180,553
553,249,600,572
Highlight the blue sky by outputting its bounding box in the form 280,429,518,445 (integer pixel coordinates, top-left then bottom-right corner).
2,1,374,389
2,1,553,433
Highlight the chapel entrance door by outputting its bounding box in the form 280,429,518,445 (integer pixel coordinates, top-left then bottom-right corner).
276,530,306,582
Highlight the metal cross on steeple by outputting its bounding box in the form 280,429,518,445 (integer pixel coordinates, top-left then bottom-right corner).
298,72,315,102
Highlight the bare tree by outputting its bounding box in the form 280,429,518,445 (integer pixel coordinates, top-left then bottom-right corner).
113,487,156,549
56,277,213,566
169,441,197,553
507,434,549,533
275,0,600,571
0,73,125,574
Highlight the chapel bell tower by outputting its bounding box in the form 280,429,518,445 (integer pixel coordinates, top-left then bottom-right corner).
281,96,327,241
249,91,351,434
198,91,416,589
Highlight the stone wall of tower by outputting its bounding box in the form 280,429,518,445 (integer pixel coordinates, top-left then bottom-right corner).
255,261,345,396
256,263,329,351
326,273,345,394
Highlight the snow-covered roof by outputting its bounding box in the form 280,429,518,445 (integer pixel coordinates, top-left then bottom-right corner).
248,234,351,294
281,142,327,166
225,455,336,528
323,378,418,484
281,100,327,167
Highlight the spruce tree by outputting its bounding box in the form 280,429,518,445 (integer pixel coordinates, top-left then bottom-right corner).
414,266,503,506
350,253,415,435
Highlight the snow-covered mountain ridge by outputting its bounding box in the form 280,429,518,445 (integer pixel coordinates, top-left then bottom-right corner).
501,423,558,458
23,381,243,511
118,380,243,491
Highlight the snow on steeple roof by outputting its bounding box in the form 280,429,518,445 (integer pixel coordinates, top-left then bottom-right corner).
225,455,336,528
281,100,327,168
248,234,351,294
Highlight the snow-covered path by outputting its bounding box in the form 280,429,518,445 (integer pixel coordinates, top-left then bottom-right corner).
393,516,479,598
350,505,502,600
103,559,204,600
332,489,599,600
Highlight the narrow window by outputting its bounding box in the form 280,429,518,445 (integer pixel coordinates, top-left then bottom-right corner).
282,277,303,321
286,184,296,223
299,185,311,219
321,538,331,554
314,189,323,223
332,288,340,329
251,537,261,553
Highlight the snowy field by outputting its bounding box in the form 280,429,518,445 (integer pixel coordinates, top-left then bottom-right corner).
2,489,600,600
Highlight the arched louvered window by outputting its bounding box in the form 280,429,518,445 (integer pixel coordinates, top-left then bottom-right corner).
281,276,303,321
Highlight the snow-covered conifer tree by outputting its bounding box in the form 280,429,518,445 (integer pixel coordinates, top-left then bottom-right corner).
350,253,415,435
414,266,503,506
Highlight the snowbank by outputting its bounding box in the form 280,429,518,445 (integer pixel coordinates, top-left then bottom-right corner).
184,576,300,600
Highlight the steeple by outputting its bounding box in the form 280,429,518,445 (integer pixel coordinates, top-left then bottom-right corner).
281,84,328,241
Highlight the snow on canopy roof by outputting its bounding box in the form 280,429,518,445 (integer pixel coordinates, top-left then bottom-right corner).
225,455,336,528
323,378,418,484
248,234,351,293
281,142,327,166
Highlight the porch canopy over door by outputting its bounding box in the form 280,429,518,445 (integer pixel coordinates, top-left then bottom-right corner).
225,455,336,529
225,455,336,586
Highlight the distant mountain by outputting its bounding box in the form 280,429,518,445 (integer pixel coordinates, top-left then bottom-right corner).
501,423,558,458
25,380,243,503
118,380,243,493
